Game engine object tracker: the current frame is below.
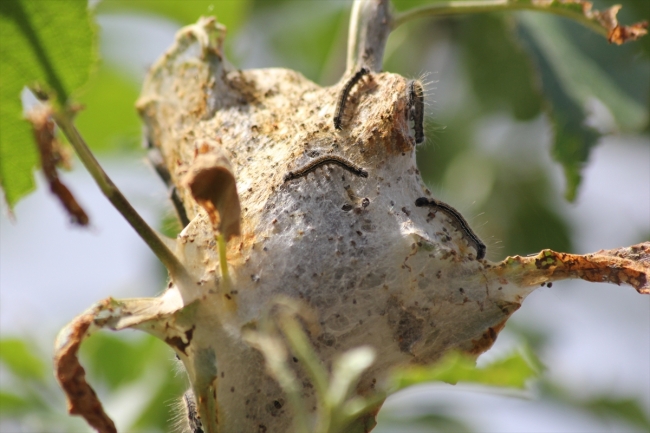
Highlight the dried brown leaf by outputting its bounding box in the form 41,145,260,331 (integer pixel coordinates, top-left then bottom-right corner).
495,242,650,294
184,144,241,240
529,0,647,44
27,106,88,225
53,305,116,433
607,20,649,45
590,3,648,45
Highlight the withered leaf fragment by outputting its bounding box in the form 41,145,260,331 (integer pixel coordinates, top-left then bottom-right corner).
184,144,241,240
54,310,116,433
531,0,649,44
28,106,89,226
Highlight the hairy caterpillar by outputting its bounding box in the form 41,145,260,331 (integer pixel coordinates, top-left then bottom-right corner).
334,67,370,130
172,389,203,433
408,80,425,144
415,197,486,260
283,155,368,182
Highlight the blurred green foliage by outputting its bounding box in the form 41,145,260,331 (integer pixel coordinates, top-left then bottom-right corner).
267,5,348,83
96,0,251,30
0,0,96,207
0,334,185,433
0,339,46,381
75,66,141,153
377,412,474,433
391,349,540,390
461,15,543,121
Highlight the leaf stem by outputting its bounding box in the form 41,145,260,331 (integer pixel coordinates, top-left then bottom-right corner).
217,233,230,285
391,0,606,36
52,110,188,281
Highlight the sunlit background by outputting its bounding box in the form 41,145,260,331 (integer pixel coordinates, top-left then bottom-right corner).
1,1,649,432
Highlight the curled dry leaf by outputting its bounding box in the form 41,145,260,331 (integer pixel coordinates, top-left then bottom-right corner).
183,144,241,241
496,242,650,295
54,309,116,433
607,20,649,45
531,0,648,44
590,4,649,45
54,293,185,433
27,105,88,226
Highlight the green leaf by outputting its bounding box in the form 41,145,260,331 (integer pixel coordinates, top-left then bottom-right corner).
541,382,650,431
517,18,592,200
160,210,183,239
0,88,38,208
0,0,96,104
0,0,97,207
0,392,32,417
75,65,141,153
130,368,187,432
460,14,542,121
391,0,431,12
582,396,650,431
509,177,572,254
0,338,46,380
80,332,167,391
391,350,539,390
380,412,474,433
518,13,648,200
96,0,251,31
269,5,348,83
521,14,646,132
409,414,474,433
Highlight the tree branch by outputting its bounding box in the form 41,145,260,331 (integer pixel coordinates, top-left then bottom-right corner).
346,0,646,74
495,242,650,294
346,0,391,73
392,0,647,45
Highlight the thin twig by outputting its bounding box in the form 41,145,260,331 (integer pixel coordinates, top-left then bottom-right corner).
346,0,391,73
392,0,606,36
52,110,188,281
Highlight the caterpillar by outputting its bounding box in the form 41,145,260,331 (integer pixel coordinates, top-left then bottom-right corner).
408,80,425,144
172,389,203,433
334,67,370,130
283,155,368,182
415,197,486,260
183,390,203,433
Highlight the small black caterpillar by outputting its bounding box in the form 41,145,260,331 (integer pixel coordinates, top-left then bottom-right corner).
182,390,203,433
334,67,370,130
408,80,425,144
283,155,368,182
415,197,486,260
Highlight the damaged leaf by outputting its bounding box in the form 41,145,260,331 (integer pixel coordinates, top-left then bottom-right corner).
54,294,184,433
54,312,116,433
184,145,241,240
27,105,88,226
528,0,648,44
518,13,647,200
